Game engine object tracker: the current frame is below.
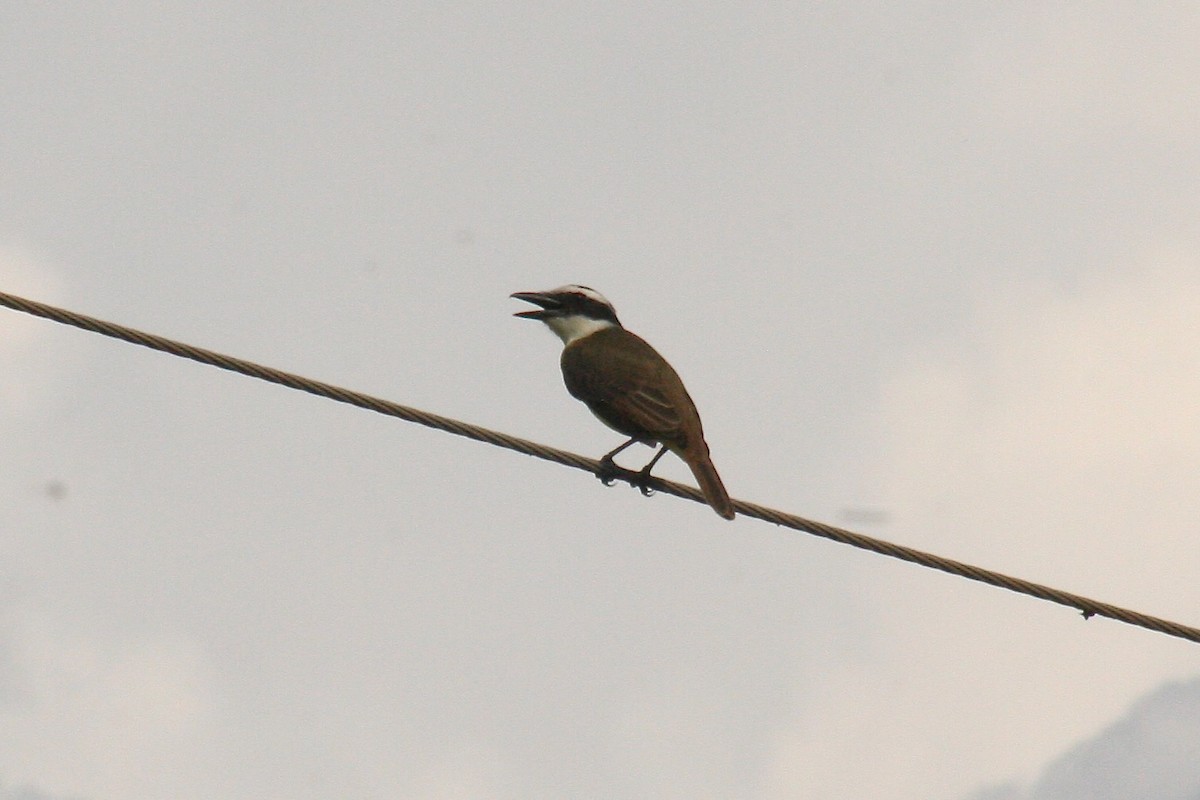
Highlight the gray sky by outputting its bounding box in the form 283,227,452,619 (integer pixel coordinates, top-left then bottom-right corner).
3,3,1199,799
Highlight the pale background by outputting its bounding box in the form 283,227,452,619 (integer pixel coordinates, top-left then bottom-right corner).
2,4,1199,799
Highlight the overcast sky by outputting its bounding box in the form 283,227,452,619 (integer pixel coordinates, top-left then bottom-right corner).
3,3,1199,799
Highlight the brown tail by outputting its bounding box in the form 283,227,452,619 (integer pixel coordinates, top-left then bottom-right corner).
686,452,736,520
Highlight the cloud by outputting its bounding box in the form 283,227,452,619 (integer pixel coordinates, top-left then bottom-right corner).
1029,678,1200,800
0,784,83,800
761,258,1200,799
0,613,219,800
878,255,1200,598
0,243,72,416
964,677,1200,800
873,255,1200,786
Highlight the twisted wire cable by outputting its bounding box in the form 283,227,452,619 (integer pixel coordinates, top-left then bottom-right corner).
3,289,1197,645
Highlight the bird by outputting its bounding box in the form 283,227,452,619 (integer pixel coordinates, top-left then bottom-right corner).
511,285,735,520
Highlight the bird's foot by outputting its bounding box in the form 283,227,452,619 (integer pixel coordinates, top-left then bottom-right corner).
596,455,621,487
596,453,658,496
632,466,657,497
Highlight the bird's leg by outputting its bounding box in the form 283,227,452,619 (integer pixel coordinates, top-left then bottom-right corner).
632,445,669,496
597,437,639,486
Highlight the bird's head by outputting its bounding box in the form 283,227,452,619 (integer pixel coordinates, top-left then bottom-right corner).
511,285,621,344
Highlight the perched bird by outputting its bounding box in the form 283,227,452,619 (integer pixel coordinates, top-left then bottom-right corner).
511,285,734,519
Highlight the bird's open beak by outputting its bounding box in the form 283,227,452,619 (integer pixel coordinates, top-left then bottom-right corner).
510,291,561,320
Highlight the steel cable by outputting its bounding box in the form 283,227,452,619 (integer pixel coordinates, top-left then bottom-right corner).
3,289,1198,645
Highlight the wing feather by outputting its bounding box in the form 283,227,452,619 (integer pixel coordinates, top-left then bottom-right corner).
561,328,692,444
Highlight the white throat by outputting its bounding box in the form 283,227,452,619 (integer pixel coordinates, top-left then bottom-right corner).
544,314,615,345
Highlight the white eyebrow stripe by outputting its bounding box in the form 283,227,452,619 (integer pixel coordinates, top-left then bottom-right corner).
550,284,613,308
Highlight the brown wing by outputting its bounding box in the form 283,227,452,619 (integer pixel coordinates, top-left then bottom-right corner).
560,327,698,447
563,327,733,518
